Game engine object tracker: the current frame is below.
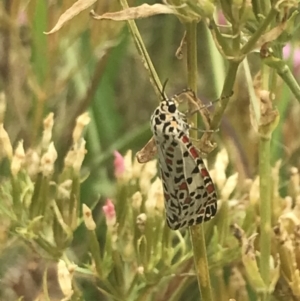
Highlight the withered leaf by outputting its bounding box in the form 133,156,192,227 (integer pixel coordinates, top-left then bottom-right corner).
91,4,175,21
256,22,287,49
44,0,98,35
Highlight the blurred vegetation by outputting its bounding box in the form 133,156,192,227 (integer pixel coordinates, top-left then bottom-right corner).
1,0,300,301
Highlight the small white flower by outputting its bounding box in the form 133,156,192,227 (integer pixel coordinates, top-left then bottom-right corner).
40,142,57,177
73,112,90,146
0,123,12,159
42,113,54,149
57,260,74,299
82,204,96,231
11,141,25,176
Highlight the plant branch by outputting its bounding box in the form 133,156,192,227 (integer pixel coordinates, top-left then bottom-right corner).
259,136,271,301
186,21,214,301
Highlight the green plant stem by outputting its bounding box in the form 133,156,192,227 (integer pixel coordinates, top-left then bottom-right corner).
200,60,239,149
190,225,213,300
259,136,271,300
88,230,103,278
277,64,300,102
241,7,277,55
204,25,225,96
211,61,239,127
186,23,198,94
262,53,300,102
11,175,21,217
119,0,163,98
69,172,80,227
186,21,213,301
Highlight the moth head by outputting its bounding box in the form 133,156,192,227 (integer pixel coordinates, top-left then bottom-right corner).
160,98,177,114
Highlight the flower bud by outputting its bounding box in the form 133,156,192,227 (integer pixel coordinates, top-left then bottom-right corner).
114,151,125,178
25,149,40,178
57,260,74,297
0,124,12,159
11,140,25,176
73,112,90,146
42,112,54,149
40,142,57,177
64,149,76,168
213,148,229,189
103,199,116,228
132,192,142,210
137,266,144,275
73,139,87,172
57,180,73,199
83,204,96,230
136,213,147,232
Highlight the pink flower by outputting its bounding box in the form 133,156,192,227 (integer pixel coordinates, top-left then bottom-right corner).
217,10,227,26
113,151,125,178
283,43,300,75
103,199,116,227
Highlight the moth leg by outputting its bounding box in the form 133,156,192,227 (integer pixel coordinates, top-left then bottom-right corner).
187,90,234,116
189,137,217,155
189,127,219,133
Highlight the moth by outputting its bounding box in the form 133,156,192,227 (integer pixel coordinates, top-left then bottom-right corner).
149,93,217,230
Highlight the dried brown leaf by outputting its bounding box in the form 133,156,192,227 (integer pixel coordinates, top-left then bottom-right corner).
249,72,279,135
44,0,97,35
256,22,287,49
175,31,186,59
91,4,175,21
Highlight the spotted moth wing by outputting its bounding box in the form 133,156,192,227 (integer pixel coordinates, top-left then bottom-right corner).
155,133,217,230
178,136,218,226
155,141,182,229
136,137,157,163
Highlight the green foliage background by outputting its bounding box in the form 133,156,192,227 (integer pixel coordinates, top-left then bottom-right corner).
1,0,300,301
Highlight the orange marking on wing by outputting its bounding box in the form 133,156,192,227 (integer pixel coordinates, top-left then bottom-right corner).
190,146,198,159
166,158,172,165
206,183,215,193
184,197,192,204
197,208,205,214
201,168,209,177
179,182,188,190
181,135,189,143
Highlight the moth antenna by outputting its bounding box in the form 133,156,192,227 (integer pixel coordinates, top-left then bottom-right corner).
162,79,169,100
134,34,166,100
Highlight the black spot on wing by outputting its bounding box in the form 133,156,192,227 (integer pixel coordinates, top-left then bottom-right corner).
174,174,185,184
191,166,199,174
183,151,189,157
195,193,203,200
196,216,203,224
186,177,193,184
190,191,196,197
160,113,166,121
166,151,174,158
171,141,177,147
155,117,162,125
176,166,183,173
177,159,183,165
